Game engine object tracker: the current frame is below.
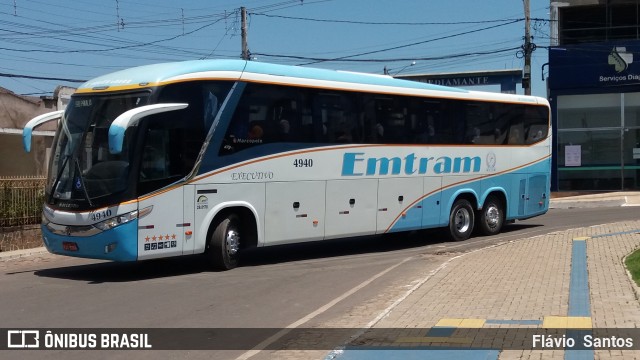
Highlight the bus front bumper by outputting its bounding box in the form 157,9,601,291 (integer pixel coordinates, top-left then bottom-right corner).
41,219,138,261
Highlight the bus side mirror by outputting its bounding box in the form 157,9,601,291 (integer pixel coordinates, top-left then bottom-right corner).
108,103,188,154
22,110,64,153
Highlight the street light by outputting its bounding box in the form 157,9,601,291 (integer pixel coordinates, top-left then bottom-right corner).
384,61,416,76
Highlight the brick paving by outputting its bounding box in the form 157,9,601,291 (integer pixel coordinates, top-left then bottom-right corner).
257,221,640,359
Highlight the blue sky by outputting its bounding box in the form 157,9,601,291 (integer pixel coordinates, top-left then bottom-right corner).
0,0,550,97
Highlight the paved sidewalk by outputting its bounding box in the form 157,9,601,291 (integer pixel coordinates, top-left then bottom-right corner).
311,221,640,360
266,193,640,359
318,217,640,359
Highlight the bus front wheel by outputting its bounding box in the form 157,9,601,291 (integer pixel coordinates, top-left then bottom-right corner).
209,214,240,270
448,199,474,241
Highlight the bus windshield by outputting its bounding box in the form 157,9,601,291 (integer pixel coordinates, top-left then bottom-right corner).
47,92,150,209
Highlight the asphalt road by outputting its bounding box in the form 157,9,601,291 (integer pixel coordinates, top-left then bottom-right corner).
0,206,638,360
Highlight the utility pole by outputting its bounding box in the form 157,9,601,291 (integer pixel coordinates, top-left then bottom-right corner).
522,0,532,95
241,7,250,60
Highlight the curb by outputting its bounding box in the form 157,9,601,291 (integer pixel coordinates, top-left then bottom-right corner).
549,193,640,209
623,252,640,303
549,199,627,209
0,247,48,261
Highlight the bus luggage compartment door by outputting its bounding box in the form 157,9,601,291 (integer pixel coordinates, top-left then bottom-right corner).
325,179,378,239
376,177,424,233
265,181,326,245
526,174,548,215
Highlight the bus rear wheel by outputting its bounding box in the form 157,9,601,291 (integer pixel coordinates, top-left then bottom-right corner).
477,195,504,236
448,199,474,241
209,214,240,270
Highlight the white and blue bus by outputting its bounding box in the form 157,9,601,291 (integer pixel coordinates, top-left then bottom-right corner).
23,60,551,270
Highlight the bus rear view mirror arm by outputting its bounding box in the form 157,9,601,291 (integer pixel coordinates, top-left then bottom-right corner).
22,110,64,153
108,103,188,154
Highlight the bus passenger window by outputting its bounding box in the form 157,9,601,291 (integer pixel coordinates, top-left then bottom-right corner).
220,83,312,155
373,97,409,144
313,91,358,144
524,106,549,144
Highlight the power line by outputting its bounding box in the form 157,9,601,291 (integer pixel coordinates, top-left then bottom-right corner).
294,19,523,65
0,72,86,82
0,16,228,54
254,46,521,63
251,12,523,26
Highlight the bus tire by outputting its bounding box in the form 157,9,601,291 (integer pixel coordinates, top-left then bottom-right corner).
477,195,504,236
448,198,474,241
209,214,240,270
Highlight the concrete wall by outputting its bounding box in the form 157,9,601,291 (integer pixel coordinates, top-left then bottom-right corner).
0,87,64,177
0,135,52,176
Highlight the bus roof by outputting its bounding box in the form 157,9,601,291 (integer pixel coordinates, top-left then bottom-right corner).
77,59,547,105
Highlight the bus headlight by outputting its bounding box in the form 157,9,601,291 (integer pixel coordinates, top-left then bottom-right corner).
94,206,153,231
42,212,50,226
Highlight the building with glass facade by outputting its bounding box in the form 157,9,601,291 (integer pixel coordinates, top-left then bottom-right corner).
549,0,640,191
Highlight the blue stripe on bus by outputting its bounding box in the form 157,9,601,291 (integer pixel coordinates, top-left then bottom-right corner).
383,159,551,233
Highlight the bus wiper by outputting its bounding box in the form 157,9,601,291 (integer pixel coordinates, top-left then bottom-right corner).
74,158,94,207
48,154,71,204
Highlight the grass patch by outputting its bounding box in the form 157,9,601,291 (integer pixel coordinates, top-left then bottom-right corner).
625,248,640,287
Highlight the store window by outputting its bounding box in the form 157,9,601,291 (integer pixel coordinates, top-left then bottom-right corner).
557,130,622,190
557,94,620,129
556,92,640,190
624,93,640,127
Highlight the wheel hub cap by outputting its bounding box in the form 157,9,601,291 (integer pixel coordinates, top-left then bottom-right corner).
454,208,471,233
226,230,240,256
486,205,500,228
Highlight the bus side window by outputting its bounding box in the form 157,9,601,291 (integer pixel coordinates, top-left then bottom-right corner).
501,104,525,145
299,107,315,142
219,87,265,155
357,95,378,143
465,101,501,145
269,99,300,142
140,82,208,194
221,83,316,155
412,99,441,144
524,106,549,144
139,115,193,194
203,89,219,131
313,91,358,144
